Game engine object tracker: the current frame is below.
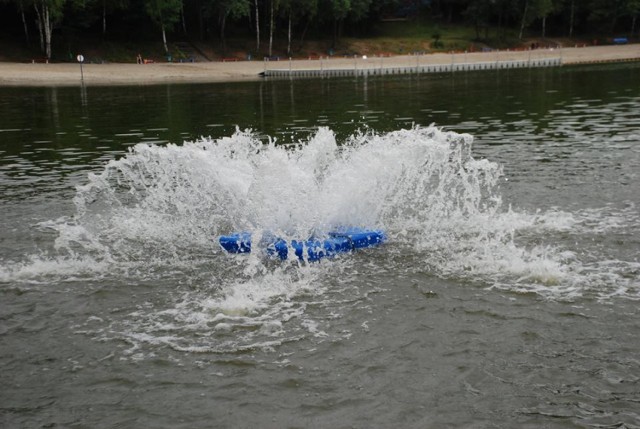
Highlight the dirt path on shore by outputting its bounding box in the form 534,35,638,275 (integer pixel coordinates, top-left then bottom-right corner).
0,44,638,86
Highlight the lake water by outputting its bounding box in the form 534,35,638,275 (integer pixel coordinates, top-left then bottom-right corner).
1,64,639,428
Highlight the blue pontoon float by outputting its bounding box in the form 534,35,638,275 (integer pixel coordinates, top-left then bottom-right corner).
219,228,386,261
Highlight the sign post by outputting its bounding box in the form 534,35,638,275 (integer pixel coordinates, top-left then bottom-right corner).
77,54,85,82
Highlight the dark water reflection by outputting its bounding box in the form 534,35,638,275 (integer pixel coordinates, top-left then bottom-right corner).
2,64,639,203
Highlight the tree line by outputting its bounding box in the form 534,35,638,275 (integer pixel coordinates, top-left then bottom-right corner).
2,0,639,60
443,0,639,41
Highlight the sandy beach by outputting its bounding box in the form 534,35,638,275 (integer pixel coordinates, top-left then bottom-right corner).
0,44,638,86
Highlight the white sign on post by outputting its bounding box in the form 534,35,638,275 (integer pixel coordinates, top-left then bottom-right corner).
77,54,85,82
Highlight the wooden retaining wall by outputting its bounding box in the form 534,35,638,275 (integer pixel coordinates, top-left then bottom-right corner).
261,57,563,78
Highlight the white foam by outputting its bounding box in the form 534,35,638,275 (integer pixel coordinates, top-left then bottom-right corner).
3,125,639,356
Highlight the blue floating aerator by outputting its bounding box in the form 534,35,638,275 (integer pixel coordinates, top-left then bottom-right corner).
218,228,386,261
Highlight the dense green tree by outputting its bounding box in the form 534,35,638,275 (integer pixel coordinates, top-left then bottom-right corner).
280,0,317,55
0,0,63,57
34,0,68,59
2,0,640,59
2,0,32,43
322,0,351,47
518,0,534,39
588,0,638,33
348,0,371,21
564,0,577,36
205,0,250,53
268,0,279,55
536,0,555,37
519,0,554,38
145,0,182,53
464,0,493,39
182,0,207,41
98,0,130,37
629,0,640,33
253,0,261,51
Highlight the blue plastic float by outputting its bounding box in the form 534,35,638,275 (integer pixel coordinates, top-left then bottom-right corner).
219,228,386,261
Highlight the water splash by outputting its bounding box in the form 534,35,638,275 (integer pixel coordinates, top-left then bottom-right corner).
71,126,498,245
3,126,637,294
2,125,639,355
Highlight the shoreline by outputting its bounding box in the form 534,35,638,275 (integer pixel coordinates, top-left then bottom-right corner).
0,44,638,87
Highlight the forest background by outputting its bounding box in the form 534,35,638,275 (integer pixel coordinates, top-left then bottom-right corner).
0,0,638,63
